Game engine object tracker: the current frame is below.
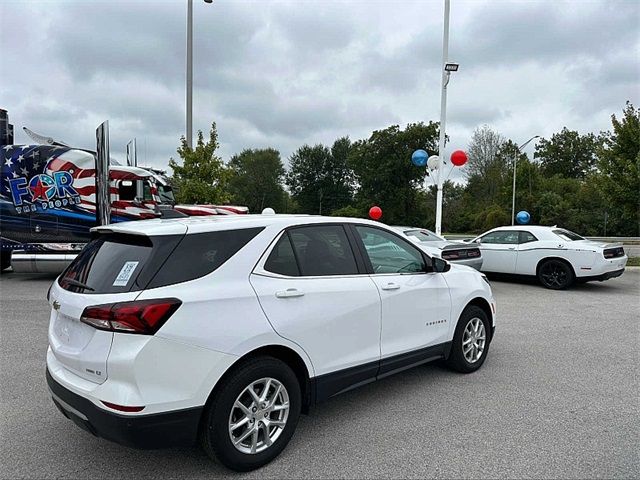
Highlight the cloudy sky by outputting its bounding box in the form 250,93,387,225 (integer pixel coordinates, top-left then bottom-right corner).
1,0,638,180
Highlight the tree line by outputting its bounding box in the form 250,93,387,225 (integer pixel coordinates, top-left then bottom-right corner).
169,102,639,236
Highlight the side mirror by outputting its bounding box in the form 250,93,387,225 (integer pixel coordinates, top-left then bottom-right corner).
433,257,451,273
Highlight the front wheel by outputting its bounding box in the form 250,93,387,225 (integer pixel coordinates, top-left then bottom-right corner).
537,259,574,290
446,305,491,373
200,356,301,471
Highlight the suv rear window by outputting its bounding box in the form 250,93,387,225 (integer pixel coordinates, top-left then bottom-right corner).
59,227,264,294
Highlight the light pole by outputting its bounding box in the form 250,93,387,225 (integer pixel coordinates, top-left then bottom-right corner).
434,0,458,237
511,135,540,225
186,0,213,148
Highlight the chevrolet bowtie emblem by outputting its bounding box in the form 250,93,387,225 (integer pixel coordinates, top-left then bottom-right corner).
52,300,60,311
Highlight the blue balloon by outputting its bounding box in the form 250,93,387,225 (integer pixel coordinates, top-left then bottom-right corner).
411,149,428,167
516,210,531,225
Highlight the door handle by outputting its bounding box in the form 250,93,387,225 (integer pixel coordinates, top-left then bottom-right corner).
275,288,305,298
381,283,400,291
508,247,516,250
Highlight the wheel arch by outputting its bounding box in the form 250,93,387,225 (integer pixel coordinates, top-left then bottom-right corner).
535,256,576,277
465,297,494,341
200,344,313,425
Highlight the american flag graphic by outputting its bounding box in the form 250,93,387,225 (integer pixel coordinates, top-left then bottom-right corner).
1,145,158,220
1,144,56,200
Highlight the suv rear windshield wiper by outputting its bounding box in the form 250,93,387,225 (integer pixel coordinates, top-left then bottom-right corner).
62,278,95,292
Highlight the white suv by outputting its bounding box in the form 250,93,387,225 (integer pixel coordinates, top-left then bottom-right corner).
46,215,496,471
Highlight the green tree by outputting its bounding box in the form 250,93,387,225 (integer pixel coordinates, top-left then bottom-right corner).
286,137,354,215
330,205,363,218
464,126,512,204
349,122,439,225
534,127,601,179
228,148,286,213
597,102,640,236
168,123,230,204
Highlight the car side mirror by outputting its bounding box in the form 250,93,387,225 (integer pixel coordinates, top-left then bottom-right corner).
432,257,451,273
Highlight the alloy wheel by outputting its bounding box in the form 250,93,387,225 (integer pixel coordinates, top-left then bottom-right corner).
540,261,568,288
462,317,486,363
228,377,290,454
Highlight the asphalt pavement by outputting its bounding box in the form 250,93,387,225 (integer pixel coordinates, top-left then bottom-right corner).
1,270,638,479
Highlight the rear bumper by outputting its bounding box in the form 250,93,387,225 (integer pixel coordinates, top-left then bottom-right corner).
579,268,625,282
46,368,203,449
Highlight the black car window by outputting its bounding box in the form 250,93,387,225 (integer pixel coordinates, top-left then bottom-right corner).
480,231,520,244
118,180,136,201
553,229,584,241
148,227,264,288
59,227,264,293
519,231,538,244
288,225,358,276
264,234,300,276
355,226,427,274
59,234,159,294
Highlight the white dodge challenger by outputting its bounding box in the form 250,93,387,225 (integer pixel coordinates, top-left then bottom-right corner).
467,225,627,289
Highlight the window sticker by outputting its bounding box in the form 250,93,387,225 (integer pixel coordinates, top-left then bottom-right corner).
113,261,139,287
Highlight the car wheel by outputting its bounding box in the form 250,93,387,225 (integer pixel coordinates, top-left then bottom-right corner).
538,259,574,290
1,251,11,273
446,305,491,373
200,356,301,471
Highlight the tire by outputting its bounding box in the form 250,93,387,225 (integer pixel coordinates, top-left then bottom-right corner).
537,259,574,290
1,250,11,273
200,356,301,471
446,305,491,373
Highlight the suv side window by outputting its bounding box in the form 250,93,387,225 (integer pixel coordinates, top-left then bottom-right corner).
519,231,538,244
354,225,427,274
147,227,264,288
264,234,300,277
480,231,519,244
288,225,359,276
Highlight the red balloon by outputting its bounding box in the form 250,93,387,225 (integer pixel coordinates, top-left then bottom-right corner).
451,149,468,166
369,206,382,220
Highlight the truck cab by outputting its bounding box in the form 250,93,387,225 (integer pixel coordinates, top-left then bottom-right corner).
1,145,174,271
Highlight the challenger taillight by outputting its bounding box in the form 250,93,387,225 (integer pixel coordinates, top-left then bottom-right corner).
81,298,181,335
442,248,481,261
603,247,624,259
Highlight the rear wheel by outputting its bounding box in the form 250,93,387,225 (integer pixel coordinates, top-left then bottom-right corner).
538,259,574,290
1,250,11,273
446,305,491,373
200,356,301,471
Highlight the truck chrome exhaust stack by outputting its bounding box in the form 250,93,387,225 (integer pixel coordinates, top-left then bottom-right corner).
10,253,77,274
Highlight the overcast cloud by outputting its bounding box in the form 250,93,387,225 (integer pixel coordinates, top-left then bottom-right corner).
1,0,638,182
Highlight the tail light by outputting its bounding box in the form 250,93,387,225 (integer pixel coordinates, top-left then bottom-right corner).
603,247,624,259
443,248,481,261
81,298,181,335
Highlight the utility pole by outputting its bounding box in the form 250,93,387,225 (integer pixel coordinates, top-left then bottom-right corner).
186,0,193,148
434,0,450,237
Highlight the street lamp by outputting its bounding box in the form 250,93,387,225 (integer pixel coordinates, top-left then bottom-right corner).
186,0,213,148
434,0,458,237
511,135,540,225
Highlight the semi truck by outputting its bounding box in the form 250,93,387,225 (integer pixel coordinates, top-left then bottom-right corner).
0,110,246,273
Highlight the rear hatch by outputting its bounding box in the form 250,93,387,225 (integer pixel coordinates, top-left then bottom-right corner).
49,228,186,383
